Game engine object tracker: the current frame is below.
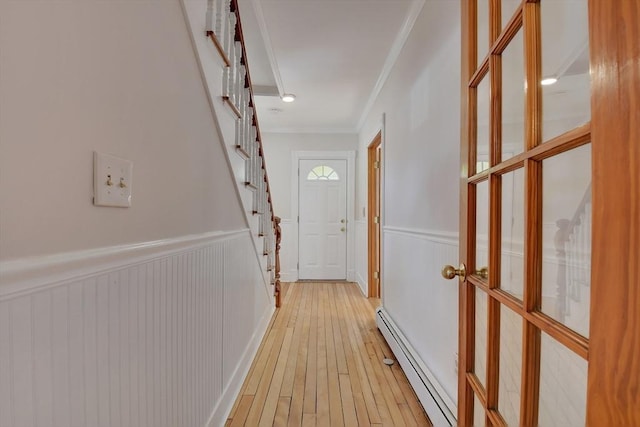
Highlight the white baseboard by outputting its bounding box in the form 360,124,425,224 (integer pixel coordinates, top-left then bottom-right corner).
347,269,355,282
207,303,275,427
280,269,298,283
376,307,456,426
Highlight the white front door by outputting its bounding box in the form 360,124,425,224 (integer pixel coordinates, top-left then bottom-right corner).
298,159,347,280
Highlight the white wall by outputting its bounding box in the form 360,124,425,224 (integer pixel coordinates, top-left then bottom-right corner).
261,132,358,219
0,0,244,261
355,0,462,408
261,132,358,281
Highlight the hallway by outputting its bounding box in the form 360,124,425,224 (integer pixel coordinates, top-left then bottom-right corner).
226,282,431,426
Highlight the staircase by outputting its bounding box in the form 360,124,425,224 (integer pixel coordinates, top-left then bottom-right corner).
185,0,282,307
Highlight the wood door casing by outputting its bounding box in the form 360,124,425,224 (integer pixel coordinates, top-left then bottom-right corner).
458,0,639,425
368,132,382,298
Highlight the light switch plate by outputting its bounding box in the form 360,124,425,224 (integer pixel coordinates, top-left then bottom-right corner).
93,152,133,207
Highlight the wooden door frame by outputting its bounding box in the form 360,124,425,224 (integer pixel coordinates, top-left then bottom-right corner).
367,132,382,297
458,0,640,425
291,150,356,282
587,1,639,423
458,1,472,424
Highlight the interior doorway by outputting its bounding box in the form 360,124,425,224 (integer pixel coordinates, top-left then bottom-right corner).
367,132,382,298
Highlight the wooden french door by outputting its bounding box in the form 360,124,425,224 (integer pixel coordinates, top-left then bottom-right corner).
455,0,640,426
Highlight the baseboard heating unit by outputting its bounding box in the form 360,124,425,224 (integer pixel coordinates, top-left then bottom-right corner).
375,307,457,426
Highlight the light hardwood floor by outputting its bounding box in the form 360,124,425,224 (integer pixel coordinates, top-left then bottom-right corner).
226,282,432,426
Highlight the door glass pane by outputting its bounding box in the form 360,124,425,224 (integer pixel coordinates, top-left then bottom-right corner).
541,144,591,337
501,169,524,298
498,305,522,426
307,165,339,181
502,29,525,161
539,332,587,426
475,287,488,387
541,0,590,142
477,76,490,173
478,0,490,64
501,0,520,28
476,180,489,273
474,393,486,427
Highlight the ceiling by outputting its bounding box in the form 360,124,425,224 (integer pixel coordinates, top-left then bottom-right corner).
237,0,424,134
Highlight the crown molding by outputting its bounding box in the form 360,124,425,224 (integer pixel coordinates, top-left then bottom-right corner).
357,0,425,132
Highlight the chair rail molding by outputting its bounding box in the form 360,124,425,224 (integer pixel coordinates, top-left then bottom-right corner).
0,230,255,300
383,225,459,246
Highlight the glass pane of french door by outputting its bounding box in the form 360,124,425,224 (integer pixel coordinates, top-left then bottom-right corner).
501,29,525,161
538,331,588,426
500,168,524,299
541,144,592,338
498,305,522,425
477,0,490,65
464,0,593,425
541,0,590,141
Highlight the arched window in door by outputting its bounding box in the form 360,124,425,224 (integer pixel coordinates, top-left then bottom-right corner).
307,165,340,181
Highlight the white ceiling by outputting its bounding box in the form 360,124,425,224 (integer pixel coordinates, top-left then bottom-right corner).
237,0,424,133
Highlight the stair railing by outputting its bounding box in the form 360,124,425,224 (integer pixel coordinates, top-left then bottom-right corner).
206,0,280,307
553,183,592,322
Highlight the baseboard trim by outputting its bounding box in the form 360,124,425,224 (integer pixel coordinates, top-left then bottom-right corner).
347,269,355,282
376,307,457,426
207,303,275,427
280,270,298,283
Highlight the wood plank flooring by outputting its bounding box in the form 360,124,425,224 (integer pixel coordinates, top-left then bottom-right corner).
226,282,432,426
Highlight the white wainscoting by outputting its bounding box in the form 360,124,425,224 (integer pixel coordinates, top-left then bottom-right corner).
0,230,274,427
355,219,368,296
382,226,459,415
278,219,298,282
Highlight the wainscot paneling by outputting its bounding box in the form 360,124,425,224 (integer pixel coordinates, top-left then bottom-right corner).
0,230,274,427
277,219,298,282
355,219,368,296
382,226,459,412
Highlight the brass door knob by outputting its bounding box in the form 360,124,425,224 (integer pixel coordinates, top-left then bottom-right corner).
340,227,346,232
475,267,489,280
442,263,467,281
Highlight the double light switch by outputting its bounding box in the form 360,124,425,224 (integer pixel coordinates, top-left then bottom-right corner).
93,151,133,207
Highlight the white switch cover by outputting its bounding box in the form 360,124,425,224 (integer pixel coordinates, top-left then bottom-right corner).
93,152,133,207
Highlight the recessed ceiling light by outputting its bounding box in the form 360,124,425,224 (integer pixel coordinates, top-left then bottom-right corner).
281,93,296,103
541,77,558,86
